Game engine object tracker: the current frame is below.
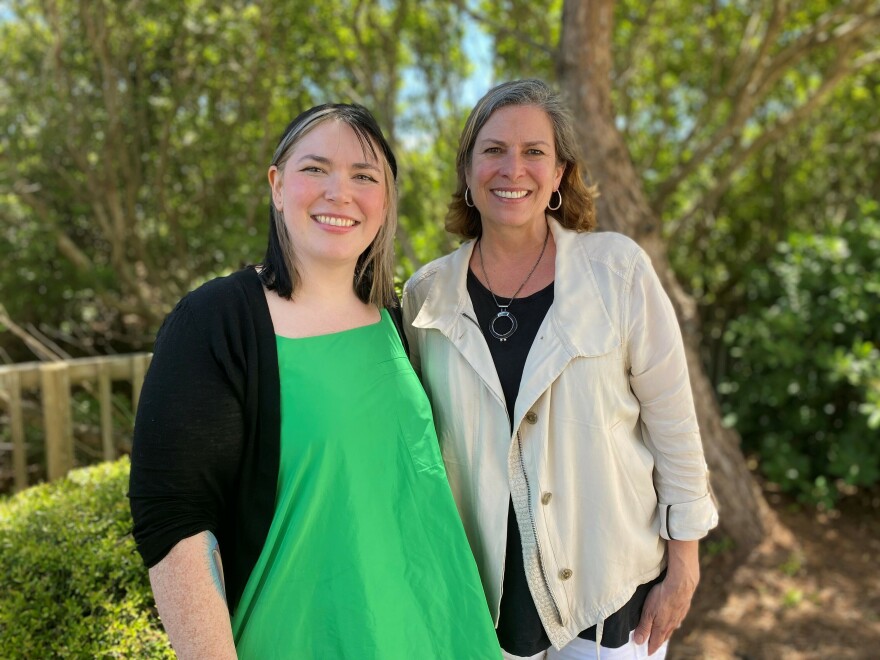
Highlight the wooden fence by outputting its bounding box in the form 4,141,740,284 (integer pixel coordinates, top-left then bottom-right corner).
0,353,152,492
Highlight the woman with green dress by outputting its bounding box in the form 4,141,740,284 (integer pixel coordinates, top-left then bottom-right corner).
129,103,501,659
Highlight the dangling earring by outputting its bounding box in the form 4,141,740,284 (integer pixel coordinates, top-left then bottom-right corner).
464,187,475,208
548,189,562,211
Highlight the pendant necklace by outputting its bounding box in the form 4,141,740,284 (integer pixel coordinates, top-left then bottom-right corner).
477,227,550,342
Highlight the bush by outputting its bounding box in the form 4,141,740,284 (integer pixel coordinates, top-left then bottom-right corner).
720,201,880,506
0,458,173,658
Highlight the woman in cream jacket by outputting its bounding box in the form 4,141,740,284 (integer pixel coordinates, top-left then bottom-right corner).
402,80,718,659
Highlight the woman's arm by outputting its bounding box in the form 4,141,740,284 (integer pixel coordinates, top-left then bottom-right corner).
129,291,248,650
624,250,718,538
149,532,237,659
621,249,715,653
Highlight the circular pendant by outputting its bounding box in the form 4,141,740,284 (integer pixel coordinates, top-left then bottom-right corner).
489,310,518,341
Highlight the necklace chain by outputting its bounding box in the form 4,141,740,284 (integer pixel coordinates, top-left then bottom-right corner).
477,227,550,342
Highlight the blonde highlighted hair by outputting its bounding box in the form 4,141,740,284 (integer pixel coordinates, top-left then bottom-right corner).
260,104,398,308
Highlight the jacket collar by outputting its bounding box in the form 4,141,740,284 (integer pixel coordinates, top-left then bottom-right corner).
411,234,476,337
412,217,619,360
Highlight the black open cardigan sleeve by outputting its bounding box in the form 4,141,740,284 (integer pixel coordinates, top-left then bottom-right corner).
128,268,280,615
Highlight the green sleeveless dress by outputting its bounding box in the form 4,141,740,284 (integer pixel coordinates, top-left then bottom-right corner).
231,310,500,659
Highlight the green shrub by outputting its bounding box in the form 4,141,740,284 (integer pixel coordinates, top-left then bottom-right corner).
0,458,173,658
720,200,880,506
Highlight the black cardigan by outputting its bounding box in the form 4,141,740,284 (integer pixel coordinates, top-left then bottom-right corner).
129,267,408,614
129,268,280,614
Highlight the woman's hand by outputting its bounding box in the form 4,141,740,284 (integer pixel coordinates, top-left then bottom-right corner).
633,539,700,655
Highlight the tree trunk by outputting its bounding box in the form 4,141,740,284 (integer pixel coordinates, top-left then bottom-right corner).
557,0,773,559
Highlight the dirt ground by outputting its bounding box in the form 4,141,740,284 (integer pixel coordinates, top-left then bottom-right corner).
671,487,880,659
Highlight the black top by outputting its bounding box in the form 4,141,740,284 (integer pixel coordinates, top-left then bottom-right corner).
467,269,664,655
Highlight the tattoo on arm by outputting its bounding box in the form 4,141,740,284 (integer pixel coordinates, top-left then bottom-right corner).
205,532,227,602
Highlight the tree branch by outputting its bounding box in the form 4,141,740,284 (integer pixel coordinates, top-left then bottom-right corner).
651,0,789,211
652,3,879,213
449,0,556,58
0,305,64,362
614,1,660,88
670,47,861,242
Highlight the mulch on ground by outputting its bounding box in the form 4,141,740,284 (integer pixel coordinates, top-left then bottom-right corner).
672,488,880,659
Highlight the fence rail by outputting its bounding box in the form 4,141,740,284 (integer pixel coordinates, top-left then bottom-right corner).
0,353,152,492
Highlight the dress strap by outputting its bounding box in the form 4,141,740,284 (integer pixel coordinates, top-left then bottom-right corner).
386,294,410,357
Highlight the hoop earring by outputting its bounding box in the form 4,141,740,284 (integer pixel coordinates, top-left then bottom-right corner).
464,187,475,208
548,189,562,211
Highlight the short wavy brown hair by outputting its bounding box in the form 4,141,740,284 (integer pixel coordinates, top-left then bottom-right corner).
446,78,596,239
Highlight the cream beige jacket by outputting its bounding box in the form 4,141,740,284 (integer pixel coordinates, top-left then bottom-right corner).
402,220,718,649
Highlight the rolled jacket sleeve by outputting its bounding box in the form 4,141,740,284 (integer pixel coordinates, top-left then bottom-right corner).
624,250,719,541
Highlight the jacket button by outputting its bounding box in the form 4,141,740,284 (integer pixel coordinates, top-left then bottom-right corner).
541,492,552,505
559,568,573,580
525,411,538,424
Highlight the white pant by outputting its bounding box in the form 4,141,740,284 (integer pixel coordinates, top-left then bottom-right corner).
502,632,668,660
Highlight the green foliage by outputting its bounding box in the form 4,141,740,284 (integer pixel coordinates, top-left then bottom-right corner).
396,111,466,276
0,458,172,658
703,534,734,558
720,202,880,506
671,68,880,379
598,1,880,507
477,0,561,80
782,588,805,608
0,0,468,356
779,551,805,578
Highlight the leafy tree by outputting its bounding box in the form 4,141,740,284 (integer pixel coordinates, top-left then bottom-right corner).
721,201,880,506
1,0,315,353
0,0,468,357
676,69,880,387
461,0,562,78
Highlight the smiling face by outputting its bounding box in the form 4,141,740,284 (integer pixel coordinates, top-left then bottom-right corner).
466,104,565,236
268,119,387,276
